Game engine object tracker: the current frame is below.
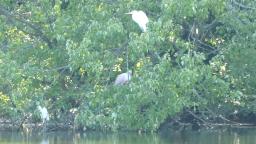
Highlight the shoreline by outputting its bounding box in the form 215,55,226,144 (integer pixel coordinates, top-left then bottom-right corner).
0,122,74,132
0,122,255,132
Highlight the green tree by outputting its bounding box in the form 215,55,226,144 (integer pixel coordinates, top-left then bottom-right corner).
0,0,255,131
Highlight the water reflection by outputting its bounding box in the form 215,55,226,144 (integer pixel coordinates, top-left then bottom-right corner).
40,137,49,144
0,128,256,144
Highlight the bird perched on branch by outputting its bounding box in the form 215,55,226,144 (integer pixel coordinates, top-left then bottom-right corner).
126,10,149,32
114,71,132,85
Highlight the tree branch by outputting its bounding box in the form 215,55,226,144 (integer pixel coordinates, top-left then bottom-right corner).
0,5,53,48
231,0,256,10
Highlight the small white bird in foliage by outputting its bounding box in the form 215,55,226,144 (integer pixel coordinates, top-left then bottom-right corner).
126,10,149,32
37,105,49,124
114,71,132,85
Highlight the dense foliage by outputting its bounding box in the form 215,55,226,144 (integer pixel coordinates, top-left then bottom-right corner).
0,0,255,131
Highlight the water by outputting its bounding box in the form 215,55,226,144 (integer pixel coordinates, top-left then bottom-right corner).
0,128,256,144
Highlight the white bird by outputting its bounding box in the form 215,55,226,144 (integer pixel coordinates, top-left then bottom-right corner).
114,71,132,85
37,105,49,124
126,10,149,32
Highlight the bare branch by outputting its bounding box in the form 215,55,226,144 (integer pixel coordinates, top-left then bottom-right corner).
231,0,256,10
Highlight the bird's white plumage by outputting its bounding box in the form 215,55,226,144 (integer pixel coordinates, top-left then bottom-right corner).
114,71,132,85
126,10,149,32
38,105,49,123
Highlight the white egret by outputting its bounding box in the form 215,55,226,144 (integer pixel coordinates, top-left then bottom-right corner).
37,105,49,124
114,71,132,85
126,10,149,32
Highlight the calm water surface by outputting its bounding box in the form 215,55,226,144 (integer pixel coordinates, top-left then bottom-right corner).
0,128,256,144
